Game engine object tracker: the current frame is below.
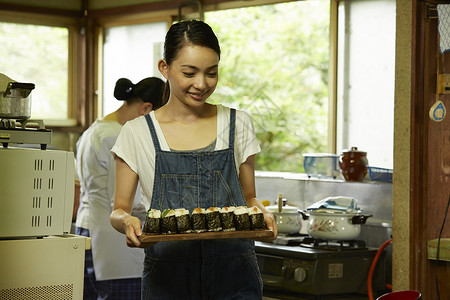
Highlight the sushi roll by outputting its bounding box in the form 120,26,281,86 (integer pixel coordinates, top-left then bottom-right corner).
249,206,265,230
175,208,192,233
234,206,251,231
191,207,207,233
161,209,177,234
143,209,161,235
220,206,236,232
206,207,223,232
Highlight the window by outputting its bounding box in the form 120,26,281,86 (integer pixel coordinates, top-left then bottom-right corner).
0,19,73,125
205,1,330,172
102,21,168,117
336,0,395,169
98,0,395,172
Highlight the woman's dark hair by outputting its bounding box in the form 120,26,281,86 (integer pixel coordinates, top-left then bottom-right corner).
162,20,221,102
164,19,220,64
114,77,165,109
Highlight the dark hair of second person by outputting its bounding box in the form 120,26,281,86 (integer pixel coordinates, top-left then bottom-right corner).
114,77,165,109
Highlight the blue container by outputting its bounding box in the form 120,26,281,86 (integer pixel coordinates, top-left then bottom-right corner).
303,153,341,179
368,166,393,182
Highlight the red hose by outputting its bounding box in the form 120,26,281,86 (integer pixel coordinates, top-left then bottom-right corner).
368,238,393,300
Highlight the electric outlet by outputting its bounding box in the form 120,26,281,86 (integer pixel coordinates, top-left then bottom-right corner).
437,74,450,94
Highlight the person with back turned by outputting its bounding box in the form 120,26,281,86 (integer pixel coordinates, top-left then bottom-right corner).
76,77,165,299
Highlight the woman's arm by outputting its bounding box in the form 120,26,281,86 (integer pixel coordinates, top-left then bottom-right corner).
239,154,277,238
110,156,143,247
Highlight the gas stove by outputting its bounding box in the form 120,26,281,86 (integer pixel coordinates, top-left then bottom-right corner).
255,234,387,299
0,118,52,149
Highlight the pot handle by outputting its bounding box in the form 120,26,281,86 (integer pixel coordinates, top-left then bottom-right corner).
351,214,372,224
298,210,310,220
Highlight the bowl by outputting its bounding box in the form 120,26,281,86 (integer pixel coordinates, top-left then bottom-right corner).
303,153,340,179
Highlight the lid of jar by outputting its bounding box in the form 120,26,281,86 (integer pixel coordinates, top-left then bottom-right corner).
341,146,367,155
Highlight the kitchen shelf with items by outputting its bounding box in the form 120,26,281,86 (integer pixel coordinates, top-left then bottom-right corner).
302,147,393,184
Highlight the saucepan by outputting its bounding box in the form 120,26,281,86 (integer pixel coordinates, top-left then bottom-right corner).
299,196,372,240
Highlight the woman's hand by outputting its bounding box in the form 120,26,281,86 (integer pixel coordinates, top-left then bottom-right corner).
111,157,157,248
122,214,144,247
263,211,277,236
257,210,277,242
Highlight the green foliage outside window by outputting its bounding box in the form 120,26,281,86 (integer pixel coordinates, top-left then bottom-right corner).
205,0,330,172
0,22,68,120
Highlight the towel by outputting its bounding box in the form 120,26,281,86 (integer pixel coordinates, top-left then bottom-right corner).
438,4,450,53
306,196,360,212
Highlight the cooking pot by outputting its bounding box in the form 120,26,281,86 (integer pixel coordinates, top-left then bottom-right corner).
266,195,302,234
339,147,368,182
0,73,35,120
299,209,371,240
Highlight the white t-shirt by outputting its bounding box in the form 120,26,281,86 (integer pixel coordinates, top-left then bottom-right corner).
111,104,261,211
75,119,122,229
75,118,145,280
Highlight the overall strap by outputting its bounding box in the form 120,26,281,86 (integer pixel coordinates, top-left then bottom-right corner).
145,114,162,151
229,108,236,149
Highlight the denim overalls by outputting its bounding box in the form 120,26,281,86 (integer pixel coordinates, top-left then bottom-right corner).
142,109,263,300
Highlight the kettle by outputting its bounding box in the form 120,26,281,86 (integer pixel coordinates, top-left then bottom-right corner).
339,147,368,182
266,194,303,234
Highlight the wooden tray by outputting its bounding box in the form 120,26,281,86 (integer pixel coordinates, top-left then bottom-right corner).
139,230,274,243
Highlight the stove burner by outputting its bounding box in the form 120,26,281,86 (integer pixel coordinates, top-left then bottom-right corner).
0,119,52,150
272,233,309,246
300,237,367,251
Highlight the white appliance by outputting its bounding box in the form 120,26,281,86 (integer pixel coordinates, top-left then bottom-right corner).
0,76,88,299
0,145,89,300
0,147,75,238
0,235,90,300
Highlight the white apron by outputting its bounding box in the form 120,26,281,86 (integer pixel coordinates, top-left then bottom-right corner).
77,119,145,281
89,186,145,280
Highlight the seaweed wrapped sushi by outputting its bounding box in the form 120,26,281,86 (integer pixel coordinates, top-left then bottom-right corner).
143,209,161,235
175,208,192,233
191,207,207,233
161,209,177,234
234,206,251,231
220,206,236,231
249,206,265,230
205,207,222,232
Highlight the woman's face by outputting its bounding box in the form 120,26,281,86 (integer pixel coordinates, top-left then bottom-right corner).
162,44,219,108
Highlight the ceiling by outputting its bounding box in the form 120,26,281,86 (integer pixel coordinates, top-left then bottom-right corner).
0,0,167,11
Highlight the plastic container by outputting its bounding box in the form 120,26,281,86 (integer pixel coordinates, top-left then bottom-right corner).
303,153,340,179
368,166,393,183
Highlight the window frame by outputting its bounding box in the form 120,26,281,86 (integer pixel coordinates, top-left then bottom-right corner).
0,10,80,127
95,14,172,120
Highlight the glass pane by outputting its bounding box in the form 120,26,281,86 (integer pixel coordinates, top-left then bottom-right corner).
103,21,168,117
205,0,330,172
336,0,395,169
0,22,68,120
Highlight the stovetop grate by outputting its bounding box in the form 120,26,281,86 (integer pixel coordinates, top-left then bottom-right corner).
300,237,367,251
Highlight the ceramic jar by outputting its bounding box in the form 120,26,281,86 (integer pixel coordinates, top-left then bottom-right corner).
339,147,368,182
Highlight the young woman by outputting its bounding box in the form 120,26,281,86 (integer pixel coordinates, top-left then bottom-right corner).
110,20,277,299
76,77,164,300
